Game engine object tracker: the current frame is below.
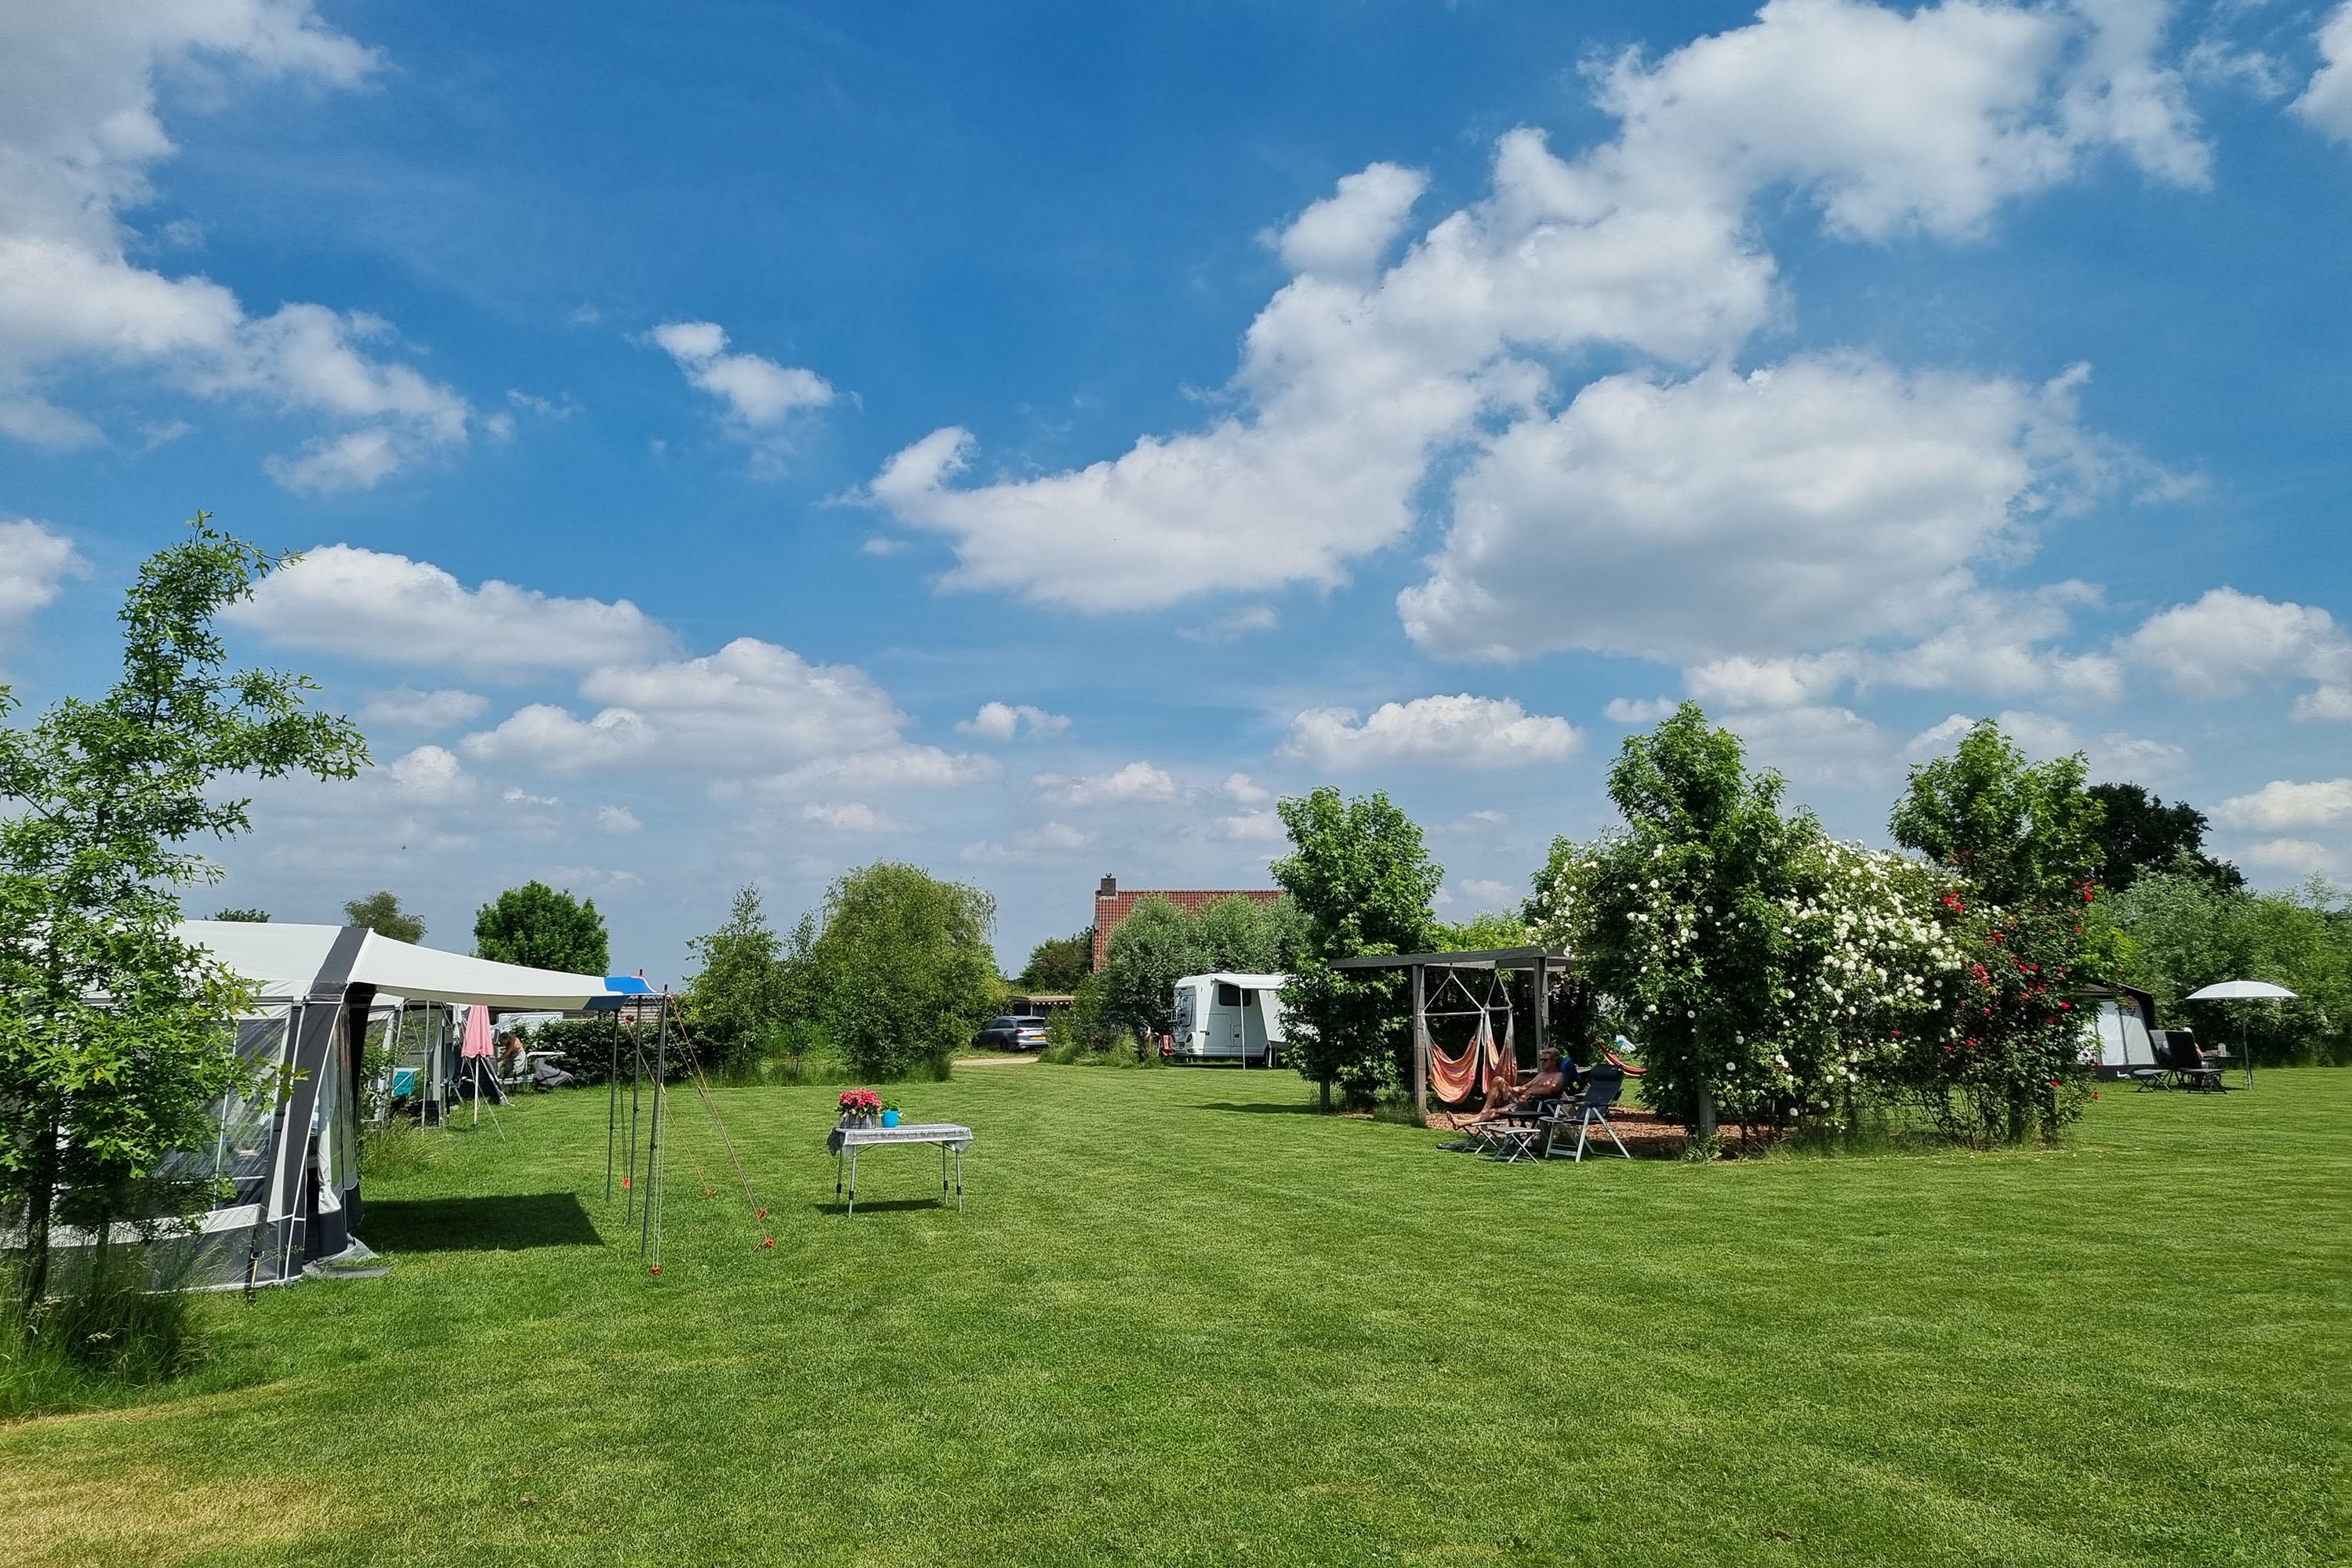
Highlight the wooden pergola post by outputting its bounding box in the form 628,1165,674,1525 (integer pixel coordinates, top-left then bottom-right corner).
1410,962,1427,1124
1530,955,1547,1064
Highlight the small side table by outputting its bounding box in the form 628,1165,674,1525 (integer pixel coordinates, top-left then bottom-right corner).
826,1122,973,1216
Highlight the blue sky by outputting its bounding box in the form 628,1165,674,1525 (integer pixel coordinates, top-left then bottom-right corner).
4,0,2349,982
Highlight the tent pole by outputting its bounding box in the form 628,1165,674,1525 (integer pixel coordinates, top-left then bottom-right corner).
605,1021,619,1200
626,1018,642,1223
1531,956,1547,1065
644,992,669,1261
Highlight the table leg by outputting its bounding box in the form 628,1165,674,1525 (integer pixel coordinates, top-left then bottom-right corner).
847,1145,858,1217
941,1142,949,1203
954,1147,964,1212
834,1145,843,1200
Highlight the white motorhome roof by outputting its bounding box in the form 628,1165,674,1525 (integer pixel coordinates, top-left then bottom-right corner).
1176,972,1288,989
179,920,615,1009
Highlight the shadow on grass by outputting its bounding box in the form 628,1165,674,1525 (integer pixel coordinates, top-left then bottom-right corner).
361,1192,604,1253
1196,1101,1323,1116
815,1197,957,1216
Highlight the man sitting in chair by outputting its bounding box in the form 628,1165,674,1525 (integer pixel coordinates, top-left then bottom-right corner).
1465,1046,1574,1124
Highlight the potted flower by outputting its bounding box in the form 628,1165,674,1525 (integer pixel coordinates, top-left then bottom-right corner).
837,1088,880,1128
880,1099,902,1129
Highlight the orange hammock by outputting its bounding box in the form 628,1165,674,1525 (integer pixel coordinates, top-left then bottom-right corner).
1425,1009,1519,1106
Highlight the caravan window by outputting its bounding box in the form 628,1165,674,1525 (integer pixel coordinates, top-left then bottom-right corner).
1217,983,1243,1008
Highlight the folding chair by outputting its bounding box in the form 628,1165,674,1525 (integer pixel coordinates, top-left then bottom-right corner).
1543,1065,1630,1161
1483,1098,1563,1163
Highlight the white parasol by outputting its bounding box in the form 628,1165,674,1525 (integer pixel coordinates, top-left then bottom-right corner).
2185,980,2298,1088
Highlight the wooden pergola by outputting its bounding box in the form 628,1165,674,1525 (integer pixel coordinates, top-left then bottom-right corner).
1328,946,1573,1121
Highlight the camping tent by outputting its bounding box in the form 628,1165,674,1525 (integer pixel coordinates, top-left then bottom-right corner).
2077,980,2159,1079
107,921,629,1290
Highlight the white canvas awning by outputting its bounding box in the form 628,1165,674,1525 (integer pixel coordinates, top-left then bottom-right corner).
180,920,618,1009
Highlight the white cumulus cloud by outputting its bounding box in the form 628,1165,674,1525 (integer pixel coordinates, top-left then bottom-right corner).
0,519,87,638
868,0,2201,620
960,821,1096,862
956,701,1070,742
0,6,474,487
232,546,674,675
652,320,832,469
801,801,910,833
2216,779,2352,833
1402,356,2108,664
386,744,474,804
2295,4,2352,143
1284,695,1580,770
596,804,643,835
2123,588,2350,701
1034,762,1181,807
361,687,488,730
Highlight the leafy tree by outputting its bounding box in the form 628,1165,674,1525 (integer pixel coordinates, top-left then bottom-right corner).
2111,872,2349,1066
0,518,366,1310
682,886,786,1069
2086,782,2242,894
211,908,269,922
343,889,423,943
1532,704,1817,1141
1273,789,1442,1107
1016,928,1094,991
1891,719,2109,1142
474,880,609,974
804,862,1000,1080
1098,896,1205,1038
1434,910,1529,952
1195,893,1304,972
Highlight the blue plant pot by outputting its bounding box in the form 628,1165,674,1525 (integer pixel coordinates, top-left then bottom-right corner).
880,1109,900,1128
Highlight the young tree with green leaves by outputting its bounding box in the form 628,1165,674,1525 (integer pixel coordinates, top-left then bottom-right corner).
1891,719,2110,1142
1273,788,1442,1108
0,518,366,1310
683,886,787,1069
343,889,423,943
211,907,269,922
804,862,1000,1080
474,880,609,974
1016,929,1094,992
1098,896,1205,1039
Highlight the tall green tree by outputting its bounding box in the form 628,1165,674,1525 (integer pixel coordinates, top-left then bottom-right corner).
474,880,609,974
1098,896,1205,1038
210,907,269,922
0,518,366,1309
1015,929,1094,992
343,889,423,943
683,886,786,1068
1891,719,2108,1142
805,862,1000,1080
1273,789,1442,1107
2086,782,2243,894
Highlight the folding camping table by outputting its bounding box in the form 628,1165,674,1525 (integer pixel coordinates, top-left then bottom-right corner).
826,1122,973,1216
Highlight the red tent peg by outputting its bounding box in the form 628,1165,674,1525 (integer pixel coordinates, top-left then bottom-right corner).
756,1208,768,1220
704,1187,717,1197
648,1264,661,1275
761,1236,775,1249
620,1176,631,1189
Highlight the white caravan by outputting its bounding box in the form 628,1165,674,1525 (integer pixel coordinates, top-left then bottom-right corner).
1170,973,1288,1065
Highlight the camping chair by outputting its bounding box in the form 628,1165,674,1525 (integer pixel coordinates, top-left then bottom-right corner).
2167,1030,2226,1092
1541,1065,1631,1162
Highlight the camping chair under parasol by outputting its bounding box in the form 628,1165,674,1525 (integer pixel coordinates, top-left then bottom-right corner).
2184,980,2297,1090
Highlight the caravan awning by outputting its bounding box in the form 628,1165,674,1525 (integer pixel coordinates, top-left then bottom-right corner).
180,920,622,1009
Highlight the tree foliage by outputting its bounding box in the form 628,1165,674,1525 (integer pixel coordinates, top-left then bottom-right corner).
802,862,1000,1080
0,517,366,1309
211,907,269,922
2086,782,2242,895
1273,789,1442,1105
1091,894,1302,1046
1016,929,1093,992
681,886,786,1070
1889,720,2109,1142
474,880,609,974
343,889,423,943
2111,872,2349,1065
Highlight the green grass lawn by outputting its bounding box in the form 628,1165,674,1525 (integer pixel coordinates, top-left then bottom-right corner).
4,1066,2346,1567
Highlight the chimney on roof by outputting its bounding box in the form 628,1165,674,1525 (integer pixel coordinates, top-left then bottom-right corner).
1098,874,1117,897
